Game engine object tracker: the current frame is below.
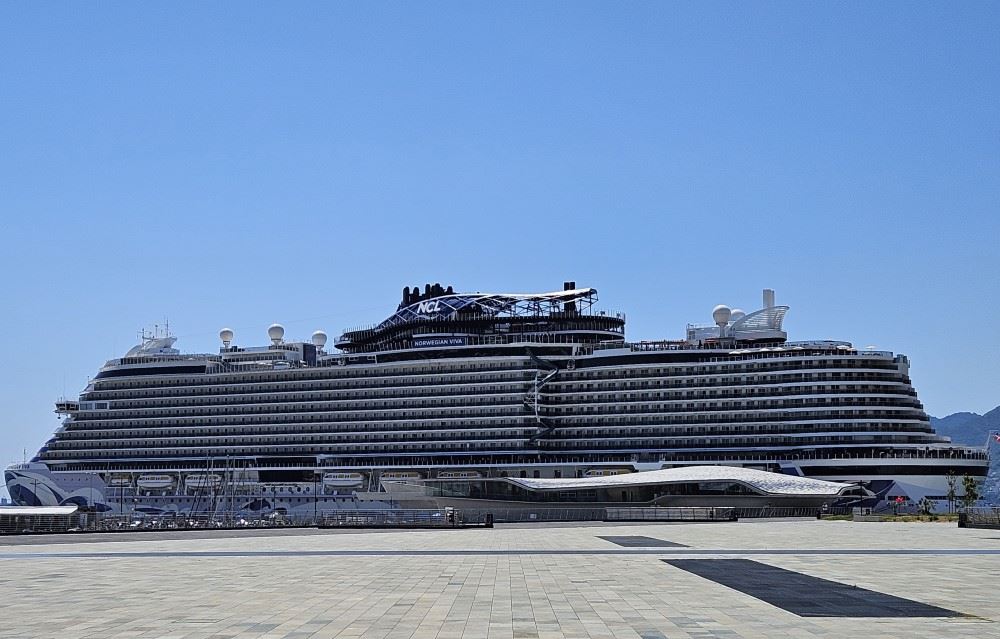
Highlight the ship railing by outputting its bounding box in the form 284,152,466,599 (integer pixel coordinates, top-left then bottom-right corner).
107,354,217,367
338,309,629,337
329,331,626,357
593,342,897,360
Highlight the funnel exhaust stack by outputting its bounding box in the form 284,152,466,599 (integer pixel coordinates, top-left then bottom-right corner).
763,288,775,309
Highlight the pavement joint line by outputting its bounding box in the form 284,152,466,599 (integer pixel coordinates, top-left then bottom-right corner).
4,548,1000,559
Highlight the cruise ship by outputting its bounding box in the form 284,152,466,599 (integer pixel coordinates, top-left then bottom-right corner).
5,283,988,515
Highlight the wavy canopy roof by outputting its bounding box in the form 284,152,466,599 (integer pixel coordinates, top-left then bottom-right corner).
731,306,789,332
373,287,598,332
504,465,849,496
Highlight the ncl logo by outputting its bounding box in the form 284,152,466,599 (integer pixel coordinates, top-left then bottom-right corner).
415,300,443,314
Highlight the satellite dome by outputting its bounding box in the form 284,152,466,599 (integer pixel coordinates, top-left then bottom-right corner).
311,330,328,349
712,304,732,327
267,323,285,345
730,309,746,323
219,328,234,347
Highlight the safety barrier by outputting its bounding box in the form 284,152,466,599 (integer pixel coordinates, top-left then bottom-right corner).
605,507,735,522
958,508,1000,529
0,512,83,534
319,509,484,528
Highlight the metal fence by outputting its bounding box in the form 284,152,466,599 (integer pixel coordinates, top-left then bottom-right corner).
958,508,1000,529
733,506,851,519
0,512,84,534
605,507,735,522
3,504,857,535
461,508,608,523
93,512,311,532
320,509,478,528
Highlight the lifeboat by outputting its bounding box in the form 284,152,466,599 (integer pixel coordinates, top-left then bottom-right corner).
436,470,482,480
107,475,133,487
322,472,365,487
184,474,223,490
137,474,175,490
380,471,423,482
584,468,632,477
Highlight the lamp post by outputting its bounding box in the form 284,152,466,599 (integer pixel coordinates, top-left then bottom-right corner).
313,472,318,526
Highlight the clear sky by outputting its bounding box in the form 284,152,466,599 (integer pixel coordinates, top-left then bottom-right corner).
1,3,998,497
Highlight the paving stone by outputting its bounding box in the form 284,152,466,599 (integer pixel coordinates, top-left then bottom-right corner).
0,521,998,638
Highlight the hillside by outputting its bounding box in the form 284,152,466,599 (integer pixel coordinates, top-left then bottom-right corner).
931,407,999,504
930,406,1000,447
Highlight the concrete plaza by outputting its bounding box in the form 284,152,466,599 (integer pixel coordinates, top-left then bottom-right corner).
1,520,998,638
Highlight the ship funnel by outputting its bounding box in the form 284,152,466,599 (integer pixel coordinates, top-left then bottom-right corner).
763,288,775,309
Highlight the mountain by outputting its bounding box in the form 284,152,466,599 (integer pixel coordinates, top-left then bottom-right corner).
930,406,1000,447
931,406,1000,504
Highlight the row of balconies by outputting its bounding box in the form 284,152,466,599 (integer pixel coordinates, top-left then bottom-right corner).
69,390,921,423
86,357,902,398
69,392,923,424
55,417,935,441
78,379,916,412
550,386,917,402
63,407,930,435
87,369,536,400
55,424,939,458
83,364,904,402
46,426,945,453
92,361,532,391
40,433,976,463
84,382,532,406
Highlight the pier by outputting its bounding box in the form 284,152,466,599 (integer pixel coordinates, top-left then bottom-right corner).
1,519,998,637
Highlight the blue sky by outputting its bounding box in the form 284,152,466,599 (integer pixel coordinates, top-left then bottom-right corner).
1,3,998,494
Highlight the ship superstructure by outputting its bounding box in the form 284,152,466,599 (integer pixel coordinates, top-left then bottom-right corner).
5,283,987,515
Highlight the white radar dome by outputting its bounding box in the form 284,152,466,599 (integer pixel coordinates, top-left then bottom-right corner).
712,304,732,327
730,309,746,323
311,330,328,349
219,328,234,346
267,323,285,345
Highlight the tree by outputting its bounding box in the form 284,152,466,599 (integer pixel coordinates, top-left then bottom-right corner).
961,475,980,510
946,471,958,513
918,497,932,516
